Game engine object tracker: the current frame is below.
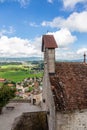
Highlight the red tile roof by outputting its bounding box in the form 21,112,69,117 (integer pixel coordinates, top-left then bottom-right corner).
50,62,87,112
42,35,58,52
0,78,5,82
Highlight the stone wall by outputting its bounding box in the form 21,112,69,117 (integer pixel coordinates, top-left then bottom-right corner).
11,112,48,130
42,62,56,130
47,49,55,73
44,48,55,74
56,109,87,130
10,99,31,103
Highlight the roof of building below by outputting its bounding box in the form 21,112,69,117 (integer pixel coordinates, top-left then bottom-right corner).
42,35,58,52
50,62,87,112
0,78,5,82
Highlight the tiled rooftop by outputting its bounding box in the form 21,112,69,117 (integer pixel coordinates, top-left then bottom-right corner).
50,62,87,112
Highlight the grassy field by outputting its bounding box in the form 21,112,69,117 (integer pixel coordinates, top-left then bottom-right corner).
0,64,43,82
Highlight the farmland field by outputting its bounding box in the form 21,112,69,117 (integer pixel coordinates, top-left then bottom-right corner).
0,64,43,82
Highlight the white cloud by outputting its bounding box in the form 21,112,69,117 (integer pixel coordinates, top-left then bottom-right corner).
0,26,15,36
55,47,87,60
42,11,87,32
56,50,77,60
47,0,53,3
17,0,30,7
62,0,87,9
0,35,42,57
47,28,77,47
0,0,30,7
0,33,84,61
0,28,77,57
77,48,87,55
29,22,39,27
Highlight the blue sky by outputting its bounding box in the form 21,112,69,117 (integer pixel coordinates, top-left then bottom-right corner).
0,0,87,60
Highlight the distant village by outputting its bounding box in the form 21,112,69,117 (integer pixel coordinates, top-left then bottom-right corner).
0,76,43,105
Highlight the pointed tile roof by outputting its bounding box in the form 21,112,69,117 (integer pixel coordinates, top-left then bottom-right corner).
42,35,58,52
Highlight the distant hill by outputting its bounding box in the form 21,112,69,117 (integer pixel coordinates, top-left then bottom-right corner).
0,57,42,62
56,59,84,63
0,57,85,63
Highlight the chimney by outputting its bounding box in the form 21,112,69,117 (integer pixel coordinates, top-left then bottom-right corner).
83,53,86,63
42,35,58,74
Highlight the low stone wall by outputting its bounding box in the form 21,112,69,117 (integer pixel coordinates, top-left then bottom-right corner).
10,99,31,103
11,111,48,130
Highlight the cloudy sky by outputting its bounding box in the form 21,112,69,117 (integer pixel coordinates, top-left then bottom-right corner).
0,0,87,60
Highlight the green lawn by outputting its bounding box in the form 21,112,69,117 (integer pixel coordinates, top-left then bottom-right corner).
1,64,23,69
0,65,43,82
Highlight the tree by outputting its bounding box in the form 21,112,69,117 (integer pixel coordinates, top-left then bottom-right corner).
0,85,16,114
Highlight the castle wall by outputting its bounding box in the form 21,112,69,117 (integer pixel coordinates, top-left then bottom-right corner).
42,63,56,130
56,109,87,130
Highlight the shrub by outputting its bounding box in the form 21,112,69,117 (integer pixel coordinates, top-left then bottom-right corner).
0,85,16,113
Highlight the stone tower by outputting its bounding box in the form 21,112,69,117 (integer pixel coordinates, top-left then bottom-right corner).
42,35,58,74
83,53,86,63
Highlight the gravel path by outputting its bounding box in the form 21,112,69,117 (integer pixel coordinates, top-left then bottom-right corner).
0,103,41,130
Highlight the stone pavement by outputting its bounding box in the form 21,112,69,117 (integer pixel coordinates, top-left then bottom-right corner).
0,103,41,130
